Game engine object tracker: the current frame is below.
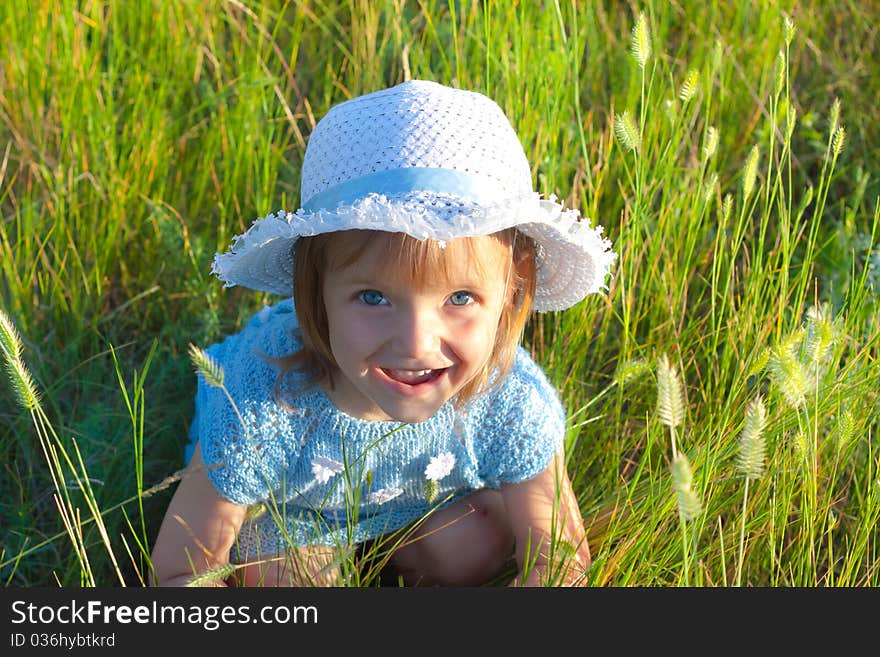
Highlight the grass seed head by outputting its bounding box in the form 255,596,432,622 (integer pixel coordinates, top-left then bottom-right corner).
748,347,771,378
703,172,718,204
834,409,856,455
742,145,760,202
0,312,40,411
786,105,797,139
829,98,841,136
722,193,733,224
775,50,786,96
832,126,846,157
656,354,685,428
244,503,266,522
804,303,835,368
614,358,653,387
736,397,767,479
7,357,41,411
783,14,796,46
630,12,651,69
0,310,24,362
702,126,719,162
424,479,439,505
671,453,702,521
767,346,808,408
185,563,237,587
679,69,699,103
188,343,225,388
614,111,642,153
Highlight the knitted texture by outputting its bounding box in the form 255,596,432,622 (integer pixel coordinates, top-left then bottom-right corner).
300,81,532,203
191,300,566,561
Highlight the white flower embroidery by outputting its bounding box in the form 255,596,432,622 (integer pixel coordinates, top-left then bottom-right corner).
311,457,344,484
367,487,403,505
424,452,456,481
435,239,447,250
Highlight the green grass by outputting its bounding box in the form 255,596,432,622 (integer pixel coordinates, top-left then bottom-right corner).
1,0,878,586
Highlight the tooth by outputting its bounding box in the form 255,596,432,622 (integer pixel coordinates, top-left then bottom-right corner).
385,367,437,384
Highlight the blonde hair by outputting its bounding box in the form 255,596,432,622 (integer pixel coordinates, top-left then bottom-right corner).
270,228,536,408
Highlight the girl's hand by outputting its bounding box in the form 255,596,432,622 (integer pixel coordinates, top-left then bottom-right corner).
500,449,591,587
150,442,248,587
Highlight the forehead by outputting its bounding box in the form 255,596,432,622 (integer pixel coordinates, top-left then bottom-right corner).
325,231,511,286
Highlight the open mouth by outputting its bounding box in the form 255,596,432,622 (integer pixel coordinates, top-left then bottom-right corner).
381,368,446,386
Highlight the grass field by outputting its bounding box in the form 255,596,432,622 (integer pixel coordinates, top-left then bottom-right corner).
1,0,878,586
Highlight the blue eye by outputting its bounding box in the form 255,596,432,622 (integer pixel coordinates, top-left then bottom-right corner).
359,290,387,306
448,291,473,306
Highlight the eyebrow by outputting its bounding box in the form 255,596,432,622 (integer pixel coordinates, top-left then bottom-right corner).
337,267,494,293
329,235,508,291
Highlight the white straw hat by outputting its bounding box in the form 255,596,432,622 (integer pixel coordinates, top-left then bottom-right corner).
212,79,616,311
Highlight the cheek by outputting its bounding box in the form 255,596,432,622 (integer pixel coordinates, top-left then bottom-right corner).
327,308,383,362
452,314,501,365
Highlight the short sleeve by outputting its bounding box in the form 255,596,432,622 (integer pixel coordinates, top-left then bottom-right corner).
476,346,566,487
190,300,307,506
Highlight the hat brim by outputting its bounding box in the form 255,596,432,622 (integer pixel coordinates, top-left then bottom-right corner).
211,192,616,312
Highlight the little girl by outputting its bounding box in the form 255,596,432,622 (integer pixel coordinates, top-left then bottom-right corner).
151,80,616,587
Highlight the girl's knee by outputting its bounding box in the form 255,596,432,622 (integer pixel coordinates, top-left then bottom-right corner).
390,490,515,586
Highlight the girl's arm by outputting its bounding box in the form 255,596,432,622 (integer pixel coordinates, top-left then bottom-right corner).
150,442,248,587
500,449,591,586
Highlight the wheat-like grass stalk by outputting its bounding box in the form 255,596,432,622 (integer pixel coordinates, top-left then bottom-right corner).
671,453,702,521
703,172,719,203
832,126,846,157
793,431,810,460
630,12,651,69
775,50,786,96
829,97,841,136
671,452,701,586
656,354,685,460
679,69,699,103
803,304,834,369
188,343,224,388
0,310,23,361
783,13,796,46
423,479,439,504
721,193,733,223
614,110,641,153
736,397,768,480
613,358,652,387
748,346,772,378
1,309,150,584
833,409,856,456
767,346,808,408
656,354,684,429
0,310,40,411
185,563,238,587
702,126,719,163
6,358,41,412
734,397,767,587
741,144,760,203
786,105,798,139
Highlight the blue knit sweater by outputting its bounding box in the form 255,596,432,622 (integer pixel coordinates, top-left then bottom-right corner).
188,299,566,562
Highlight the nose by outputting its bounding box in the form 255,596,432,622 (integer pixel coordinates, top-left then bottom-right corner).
394,304,442,360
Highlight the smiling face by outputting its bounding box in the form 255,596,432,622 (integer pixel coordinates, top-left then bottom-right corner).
319,232,513,422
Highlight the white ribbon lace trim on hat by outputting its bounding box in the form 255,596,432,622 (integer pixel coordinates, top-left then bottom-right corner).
211,191,616,309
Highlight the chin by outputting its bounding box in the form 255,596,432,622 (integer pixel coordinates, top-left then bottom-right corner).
390,409,436,424
379,402,444,424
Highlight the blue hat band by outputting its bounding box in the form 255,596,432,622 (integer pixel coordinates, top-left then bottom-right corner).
301,167,507,212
